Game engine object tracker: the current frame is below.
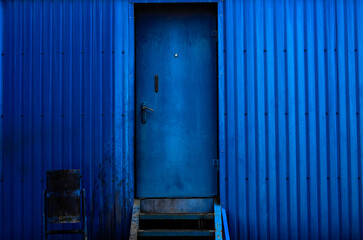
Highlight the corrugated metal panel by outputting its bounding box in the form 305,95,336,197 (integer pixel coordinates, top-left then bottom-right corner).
1,0,363,239
222,0,363,239
0,0,133,239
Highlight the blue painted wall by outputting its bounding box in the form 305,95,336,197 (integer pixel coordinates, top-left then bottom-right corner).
0,0,133,239
1,0,362,239
222,0,363,239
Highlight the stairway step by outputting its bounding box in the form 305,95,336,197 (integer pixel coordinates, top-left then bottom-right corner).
139,213,214,220
138,229,215,237
140,198,214,213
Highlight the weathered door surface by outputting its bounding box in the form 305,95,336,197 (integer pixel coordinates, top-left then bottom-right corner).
135,4,218,198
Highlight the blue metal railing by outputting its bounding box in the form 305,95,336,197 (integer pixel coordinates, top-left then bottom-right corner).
222,208,230,240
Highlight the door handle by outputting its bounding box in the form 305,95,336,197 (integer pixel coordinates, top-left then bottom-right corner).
141,103,154,124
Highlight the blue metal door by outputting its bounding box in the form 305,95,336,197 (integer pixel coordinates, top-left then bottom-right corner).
135,4,218,198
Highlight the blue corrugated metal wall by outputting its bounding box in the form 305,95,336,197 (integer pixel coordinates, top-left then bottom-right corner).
222,0,363,239
0,0,133,239
1,0,362,239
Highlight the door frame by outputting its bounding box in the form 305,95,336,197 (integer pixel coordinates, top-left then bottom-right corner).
126,0,226,203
